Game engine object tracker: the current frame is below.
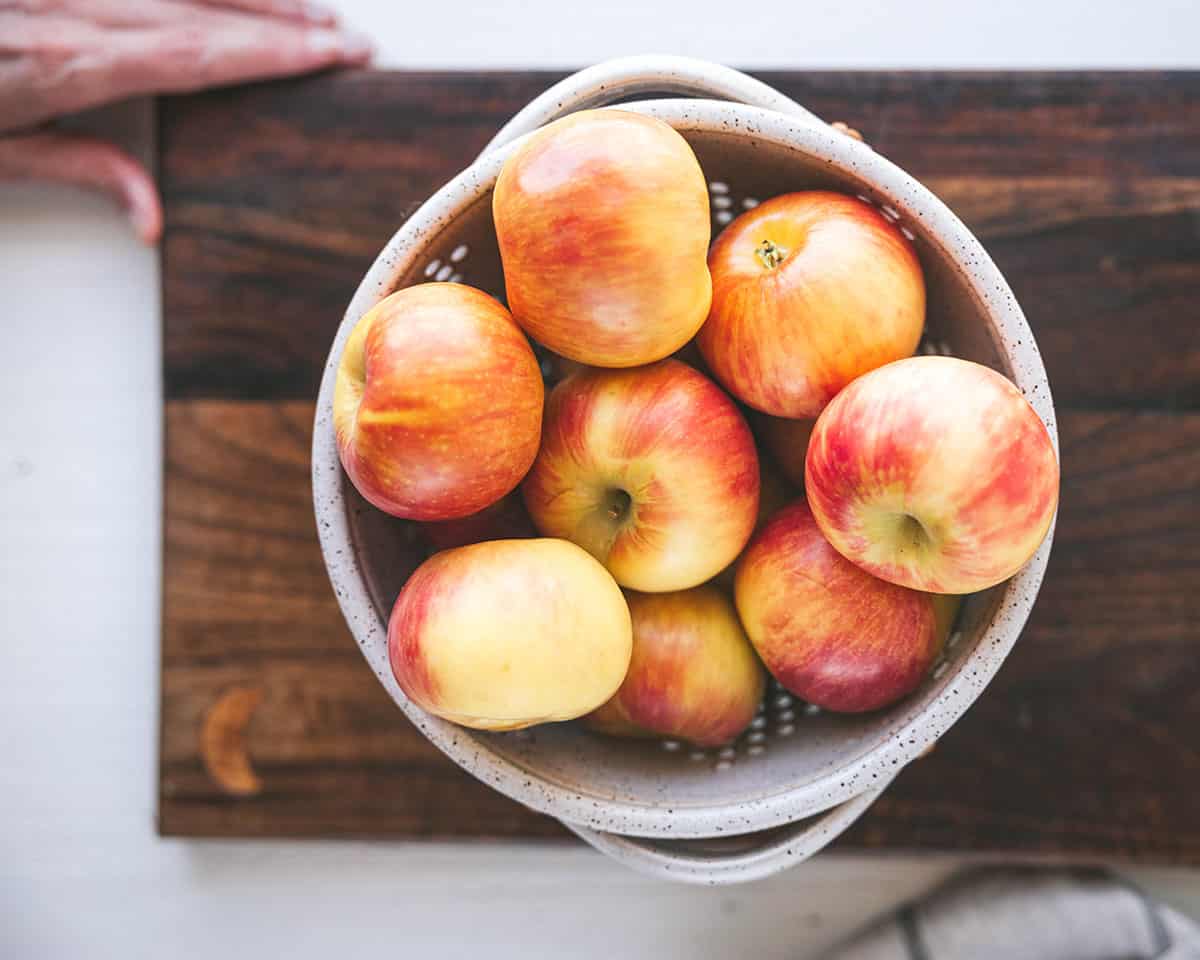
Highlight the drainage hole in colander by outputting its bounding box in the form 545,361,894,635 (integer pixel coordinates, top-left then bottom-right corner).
420,245,473,287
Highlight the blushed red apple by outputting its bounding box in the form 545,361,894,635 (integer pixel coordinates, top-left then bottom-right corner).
522,359,759,592
805,355,1059,594
587,586,765,747
493,109,712,367
334,283,543,520
698,191,925,417
389,538,632,730
735,499,940,713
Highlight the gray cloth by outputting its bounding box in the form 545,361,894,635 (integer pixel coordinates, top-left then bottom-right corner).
822,868,1200,960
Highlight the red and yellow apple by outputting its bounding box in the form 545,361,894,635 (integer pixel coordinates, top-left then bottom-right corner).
419,491,536,553
698,191,925,417
522,359,759,592
493,109,712,367
735,499,940,713
334,283,543,520
389,538,632,730
758,414,815,489
805,355,1059,594
587,586,765,747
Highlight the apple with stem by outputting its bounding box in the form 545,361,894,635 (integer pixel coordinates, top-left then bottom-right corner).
698,191,925,418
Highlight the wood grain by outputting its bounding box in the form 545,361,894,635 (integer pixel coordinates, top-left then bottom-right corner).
161,399,562,838
160,71,1200,409
161,398,1200,856
160,71,1200,857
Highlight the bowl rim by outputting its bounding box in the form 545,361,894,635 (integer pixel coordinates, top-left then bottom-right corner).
312,96,1058,839
565,770,896,885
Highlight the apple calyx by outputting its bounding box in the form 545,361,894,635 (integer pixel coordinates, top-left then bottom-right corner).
898,513,934,552
864,507,940,563
604,488,633,523
755,239,789,270
567,486,637,569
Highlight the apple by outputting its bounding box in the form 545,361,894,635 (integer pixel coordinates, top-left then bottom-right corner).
493,109,712,367
522,359,759,592
698,191,925,418
419,491,536,553
587,586,765,747
758,414,815,489
389,538,632,730
735,499,940,713
805,355,1059,594
334,282,543,520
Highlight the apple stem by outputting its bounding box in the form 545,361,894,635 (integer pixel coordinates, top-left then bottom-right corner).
755,239,788,270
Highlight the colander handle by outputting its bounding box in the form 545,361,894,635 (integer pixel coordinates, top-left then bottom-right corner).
479,55,827,158
564,775,893,886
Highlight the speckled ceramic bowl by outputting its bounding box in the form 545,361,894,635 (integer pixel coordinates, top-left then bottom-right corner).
313,58,1057,859
565,770,897,885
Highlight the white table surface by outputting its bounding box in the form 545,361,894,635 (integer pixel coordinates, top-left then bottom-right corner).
2,3,1198,957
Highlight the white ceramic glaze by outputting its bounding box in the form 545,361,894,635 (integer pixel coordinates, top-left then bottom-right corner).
479,54,825,157
312,58,1057,849
567,774,894,885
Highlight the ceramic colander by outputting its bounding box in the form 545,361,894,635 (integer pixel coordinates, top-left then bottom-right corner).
313,56,1057,883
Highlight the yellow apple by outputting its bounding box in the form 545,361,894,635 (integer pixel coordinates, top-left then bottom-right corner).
388,538,632,731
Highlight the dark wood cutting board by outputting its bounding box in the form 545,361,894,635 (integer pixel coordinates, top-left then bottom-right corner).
159,70,1200,859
